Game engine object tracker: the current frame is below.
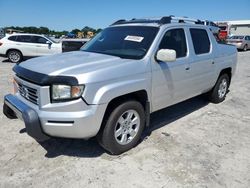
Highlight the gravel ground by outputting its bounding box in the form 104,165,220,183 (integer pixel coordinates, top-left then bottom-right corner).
0,52,250,188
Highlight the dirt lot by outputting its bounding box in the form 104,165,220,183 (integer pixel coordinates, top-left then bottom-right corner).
0,52,250,188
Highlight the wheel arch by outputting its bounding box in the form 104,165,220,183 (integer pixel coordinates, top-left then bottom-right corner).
98,90,150,136
6,48,23,57
219,67,232,84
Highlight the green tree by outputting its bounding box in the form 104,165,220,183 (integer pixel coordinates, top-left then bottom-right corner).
71,28,81,34
96,28,102,33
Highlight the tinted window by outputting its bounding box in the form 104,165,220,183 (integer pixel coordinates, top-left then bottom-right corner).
219,26,227,31
159,28,187,58
32,36,48,44
62,41,85,52
190,29,210,54
231,36,244,39
16,35,32,43
8,36,17,41
244,36,249,40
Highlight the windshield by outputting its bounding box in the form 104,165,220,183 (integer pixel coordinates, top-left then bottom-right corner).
81,26,159,59
45,36,58,43
219,26,227,30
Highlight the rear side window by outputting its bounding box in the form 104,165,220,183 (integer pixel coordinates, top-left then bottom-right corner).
190,29,210,55
8,36,17,41
16,35,32,43
159,28,187,58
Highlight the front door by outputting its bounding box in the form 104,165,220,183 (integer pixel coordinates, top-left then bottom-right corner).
31,36,53,56
151,28,193,112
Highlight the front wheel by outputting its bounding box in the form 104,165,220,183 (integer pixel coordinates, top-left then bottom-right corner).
208,74,230,103
243,44,248,51
98,100,145,155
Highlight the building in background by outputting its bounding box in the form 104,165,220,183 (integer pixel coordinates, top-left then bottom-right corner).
228,20,250,36
217,20,250,40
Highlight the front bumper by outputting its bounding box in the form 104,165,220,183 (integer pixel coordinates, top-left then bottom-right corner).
3,94,49,141
3,94,107,141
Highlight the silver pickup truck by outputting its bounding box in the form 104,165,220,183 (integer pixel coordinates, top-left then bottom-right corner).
3,16,237,154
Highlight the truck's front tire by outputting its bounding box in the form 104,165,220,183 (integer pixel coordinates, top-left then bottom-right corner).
208,74,230,103
98,100,145,155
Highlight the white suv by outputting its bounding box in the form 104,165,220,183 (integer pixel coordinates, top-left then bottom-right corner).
0,34,62,63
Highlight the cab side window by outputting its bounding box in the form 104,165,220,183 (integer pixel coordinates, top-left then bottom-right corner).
159,29,187,58
190,28,211,55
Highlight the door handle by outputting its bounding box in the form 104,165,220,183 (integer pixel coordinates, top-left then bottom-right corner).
212,61,215,64
185,67,190,70
36,45,42,47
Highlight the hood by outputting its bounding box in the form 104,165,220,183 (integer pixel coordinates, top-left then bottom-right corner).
18,51,147,84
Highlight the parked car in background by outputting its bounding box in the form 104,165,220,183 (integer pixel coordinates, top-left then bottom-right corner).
201,20,220,34
227,35,250,51
0,34,62,63
217,23,228,40
61,38,89,52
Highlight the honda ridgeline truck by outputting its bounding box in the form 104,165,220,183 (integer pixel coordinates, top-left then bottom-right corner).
3,16,237,154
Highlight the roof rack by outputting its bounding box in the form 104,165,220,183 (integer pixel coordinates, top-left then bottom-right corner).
111,16,203,26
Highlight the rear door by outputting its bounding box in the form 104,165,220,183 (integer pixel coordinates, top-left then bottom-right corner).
187,28,216,94
15,35,37,56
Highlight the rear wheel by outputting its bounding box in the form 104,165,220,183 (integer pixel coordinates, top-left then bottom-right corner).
208,74,230,103
7,50,22,63
98,100,145,155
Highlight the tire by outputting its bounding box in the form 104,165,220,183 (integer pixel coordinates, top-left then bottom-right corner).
208,74,230,103
7,50,22,63
98,100,145,155
243,44,248,51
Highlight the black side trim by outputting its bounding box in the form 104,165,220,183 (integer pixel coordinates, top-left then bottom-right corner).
145,101,150,127
0,53,7,58
13,65,79,86
47,120,74,124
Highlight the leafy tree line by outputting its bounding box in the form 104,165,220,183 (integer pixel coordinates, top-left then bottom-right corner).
4,26,102,36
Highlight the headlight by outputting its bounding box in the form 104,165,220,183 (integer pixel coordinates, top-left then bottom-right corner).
52,85,84,101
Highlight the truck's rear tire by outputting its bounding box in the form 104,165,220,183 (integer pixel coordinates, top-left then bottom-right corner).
208,74,230,103
7,50,22,63
98,100,145,155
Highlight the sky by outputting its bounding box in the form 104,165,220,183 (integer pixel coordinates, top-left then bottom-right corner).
0,0,249,31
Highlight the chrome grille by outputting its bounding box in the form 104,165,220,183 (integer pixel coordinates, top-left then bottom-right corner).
17,82,39,105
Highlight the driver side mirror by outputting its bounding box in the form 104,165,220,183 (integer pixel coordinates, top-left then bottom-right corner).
46,40,52,49
156,49,176,62
46,40,52,45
